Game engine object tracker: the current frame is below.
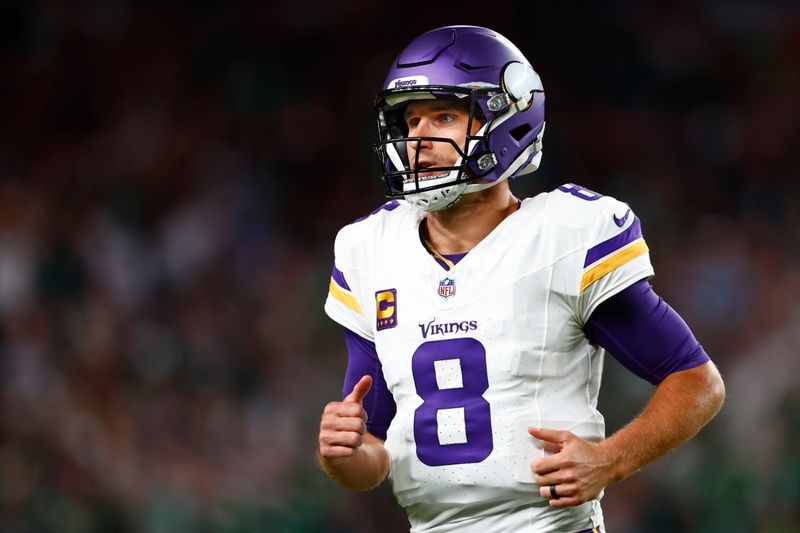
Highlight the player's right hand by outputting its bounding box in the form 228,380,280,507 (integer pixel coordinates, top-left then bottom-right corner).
318,375,373,464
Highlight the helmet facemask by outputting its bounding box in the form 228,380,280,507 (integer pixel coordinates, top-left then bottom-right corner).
374,87,495,211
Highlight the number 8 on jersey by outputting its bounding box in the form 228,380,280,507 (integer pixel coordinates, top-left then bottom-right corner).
412,338,493,466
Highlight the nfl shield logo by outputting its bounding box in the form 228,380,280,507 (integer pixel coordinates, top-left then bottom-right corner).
438,278,456,300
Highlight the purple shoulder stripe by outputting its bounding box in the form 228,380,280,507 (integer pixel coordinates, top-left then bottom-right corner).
331,265,350,290
584,216,643,267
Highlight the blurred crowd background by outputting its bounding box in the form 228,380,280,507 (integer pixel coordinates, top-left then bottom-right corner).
0,1,798,531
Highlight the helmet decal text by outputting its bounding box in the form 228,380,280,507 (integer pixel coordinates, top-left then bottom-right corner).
388,75,430,89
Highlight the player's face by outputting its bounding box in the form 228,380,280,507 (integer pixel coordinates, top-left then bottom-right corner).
404,100,483,177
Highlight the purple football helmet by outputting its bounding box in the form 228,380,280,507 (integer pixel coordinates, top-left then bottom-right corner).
374,25,545,211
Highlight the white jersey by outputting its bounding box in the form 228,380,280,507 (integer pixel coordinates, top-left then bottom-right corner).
325,184,654,532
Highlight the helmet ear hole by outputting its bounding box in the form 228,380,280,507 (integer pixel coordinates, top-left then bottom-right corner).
509,123,531,142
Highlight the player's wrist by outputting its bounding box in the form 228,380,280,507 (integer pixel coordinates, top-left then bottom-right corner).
317,449,359,487
596,438,629,483
317,447,357,472
317,443,388,491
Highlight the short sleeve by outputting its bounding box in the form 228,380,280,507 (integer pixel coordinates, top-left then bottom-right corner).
325,263,373,341
576,202,655,323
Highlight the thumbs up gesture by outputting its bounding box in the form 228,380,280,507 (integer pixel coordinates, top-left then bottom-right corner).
319,375,373,463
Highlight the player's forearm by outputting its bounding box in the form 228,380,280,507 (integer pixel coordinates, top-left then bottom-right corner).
318,433,390,491
601,361,725,482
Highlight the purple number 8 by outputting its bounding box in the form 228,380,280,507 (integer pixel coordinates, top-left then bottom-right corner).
411,338,493,466
557,183,603,201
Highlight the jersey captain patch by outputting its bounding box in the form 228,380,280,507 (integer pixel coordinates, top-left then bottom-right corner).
376,289,398,330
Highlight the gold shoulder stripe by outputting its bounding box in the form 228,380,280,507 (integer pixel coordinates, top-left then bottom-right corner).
329,277,363,315
580,239,649,292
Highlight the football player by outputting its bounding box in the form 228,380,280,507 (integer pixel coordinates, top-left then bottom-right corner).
318,25,725,533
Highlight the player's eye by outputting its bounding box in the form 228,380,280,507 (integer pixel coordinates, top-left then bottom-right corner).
406,117,420,130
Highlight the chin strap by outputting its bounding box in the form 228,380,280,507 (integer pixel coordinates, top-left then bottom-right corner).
461,134,544,195
405,140,544,211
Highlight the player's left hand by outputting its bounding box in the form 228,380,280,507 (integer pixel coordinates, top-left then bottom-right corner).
528,427,616,507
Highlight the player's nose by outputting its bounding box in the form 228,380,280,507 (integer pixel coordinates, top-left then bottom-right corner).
410,116,435,138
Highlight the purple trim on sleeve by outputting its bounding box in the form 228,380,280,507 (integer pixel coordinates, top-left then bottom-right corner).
342,328,396,440
584,217,643,267
331,265,351,290
584,280,710,384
